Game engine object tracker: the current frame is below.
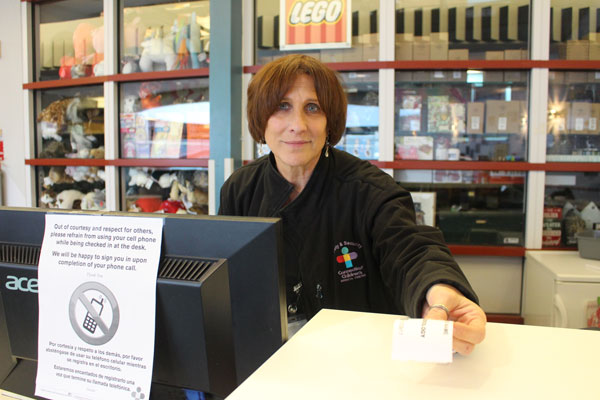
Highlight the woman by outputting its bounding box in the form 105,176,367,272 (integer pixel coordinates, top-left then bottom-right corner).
219,54,485,355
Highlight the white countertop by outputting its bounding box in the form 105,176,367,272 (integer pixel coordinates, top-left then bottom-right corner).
227,309,600,400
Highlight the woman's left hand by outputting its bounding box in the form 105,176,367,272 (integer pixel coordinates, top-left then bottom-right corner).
422,283,487,356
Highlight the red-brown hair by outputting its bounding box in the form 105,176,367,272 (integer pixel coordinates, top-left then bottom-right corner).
247,54,347,145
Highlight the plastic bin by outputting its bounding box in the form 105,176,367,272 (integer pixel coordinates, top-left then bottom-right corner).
577,230,600,260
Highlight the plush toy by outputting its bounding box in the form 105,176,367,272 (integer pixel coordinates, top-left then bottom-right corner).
39,141,69,159
81,189,106,210
56,190,85,209
123,95,140,113
157,172,178,189
37,98,71,127
43,166,74,189
139,26,177,72
89,147,105,159
139,81,162,109
40,190,57,208
128,168,155,189
68,124,96,157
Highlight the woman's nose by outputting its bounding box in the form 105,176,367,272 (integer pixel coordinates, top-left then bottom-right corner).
288,108,307,132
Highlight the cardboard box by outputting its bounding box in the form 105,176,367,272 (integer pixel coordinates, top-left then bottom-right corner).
559,40,589,60
467,102,485,134
413,42,430,60
448,70,466,82
570,102,592,133
363,44,378,62
412,71,430,81
589,71,600,82
565,71,588,83
485,51,504,60
395,71,413,81
395,42,413,60
485,100,521,134
504,49,524,60
341,38,363,62
430,32,449,42
320,49,344,62
548,70,565,84
448,49,469,60
590,42,600,60
483,71,504,82
358,33,378,45
395,33,414,43
430,41,448,60
504,71,526,82
589,104,600,134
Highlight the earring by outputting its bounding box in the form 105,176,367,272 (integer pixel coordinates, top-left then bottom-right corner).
325,136,330,158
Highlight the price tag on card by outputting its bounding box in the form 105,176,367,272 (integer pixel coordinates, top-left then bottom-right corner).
589,118,597,131
453,71,462,79
392,319,453,363
471,116,480,130
575,118,584,131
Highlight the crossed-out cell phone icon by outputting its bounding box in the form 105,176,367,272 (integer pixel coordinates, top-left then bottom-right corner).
82,297,104,334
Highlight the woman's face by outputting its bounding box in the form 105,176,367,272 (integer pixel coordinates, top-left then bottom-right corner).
264,74,327,175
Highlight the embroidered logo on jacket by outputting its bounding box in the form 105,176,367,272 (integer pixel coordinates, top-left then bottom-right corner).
334,241,366,283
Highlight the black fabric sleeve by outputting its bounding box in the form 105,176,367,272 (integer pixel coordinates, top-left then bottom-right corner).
366,183,479,318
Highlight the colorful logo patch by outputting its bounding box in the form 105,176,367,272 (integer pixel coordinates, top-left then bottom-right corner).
336,246,358,268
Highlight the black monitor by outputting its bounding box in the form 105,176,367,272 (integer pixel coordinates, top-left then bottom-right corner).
0,207,286,399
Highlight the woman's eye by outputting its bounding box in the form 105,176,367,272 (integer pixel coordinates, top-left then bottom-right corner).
306,103,320,113
278,102,291,111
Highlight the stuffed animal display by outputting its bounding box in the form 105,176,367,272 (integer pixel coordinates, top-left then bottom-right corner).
122,12,209,74
126,168,208,214
40,166,105,210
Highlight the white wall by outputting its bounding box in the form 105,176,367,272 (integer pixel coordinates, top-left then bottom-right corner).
0,3,25,206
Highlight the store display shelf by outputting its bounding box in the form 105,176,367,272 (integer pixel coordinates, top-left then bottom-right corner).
108,158,209,168
544,162,600,171
109,68,210,83
23,68,210,90
23,76,108,90
25,158,107,167
245,60,600,74
370,160,536,171
448,245,525,257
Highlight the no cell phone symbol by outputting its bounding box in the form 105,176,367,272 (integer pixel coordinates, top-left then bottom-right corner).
336,246,358,268
69,282,120,346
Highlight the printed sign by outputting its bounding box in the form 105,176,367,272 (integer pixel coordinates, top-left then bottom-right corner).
280,0,351,50
35,214,163,400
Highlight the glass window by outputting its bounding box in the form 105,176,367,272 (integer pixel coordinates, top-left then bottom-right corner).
120,0,210,73
36,0,104,81
121,167,208,214
395,70,528,161
396,169,526,246
255,0,379,64
37,166,106,210
544,171,600,248
395,0,530,61
549,1,600,60
119,78,209,159
547,70,600,161
35,86,105,159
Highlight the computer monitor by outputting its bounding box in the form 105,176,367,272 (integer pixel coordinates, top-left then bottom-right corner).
0,207,286,399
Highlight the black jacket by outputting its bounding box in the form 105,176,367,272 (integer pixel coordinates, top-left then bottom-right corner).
219,148,478,319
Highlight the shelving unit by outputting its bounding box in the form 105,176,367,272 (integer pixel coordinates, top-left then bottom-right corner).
18,0,600,264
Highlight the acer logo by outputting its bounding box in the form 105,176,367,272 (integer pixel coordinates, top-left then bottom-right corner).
4,275,39,293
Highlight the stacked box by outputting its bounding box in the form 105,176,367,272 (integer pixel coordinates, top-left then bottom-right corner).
395,33,413,61
448,49,469,60
485,100,521,134
413,36,430,60
429,32,448,60
466,102,485,134
569,102,592,133
504,49,525,82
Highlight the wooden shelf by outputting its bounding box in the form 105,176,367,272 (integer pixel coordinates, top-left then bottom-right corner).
25,158,107,167
25,158,210,168
23,68,210,90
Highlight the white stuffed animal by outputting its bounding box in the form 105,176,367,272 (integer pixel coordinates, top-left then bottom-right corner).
139,27,177,72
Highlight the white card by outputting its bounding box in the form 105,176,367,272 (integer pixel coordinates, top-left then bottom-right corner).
392,319,453,364
498,117,507,131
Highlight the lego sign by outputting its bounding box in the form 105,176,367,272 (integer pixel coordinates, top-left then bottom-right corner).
280,0,351,50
